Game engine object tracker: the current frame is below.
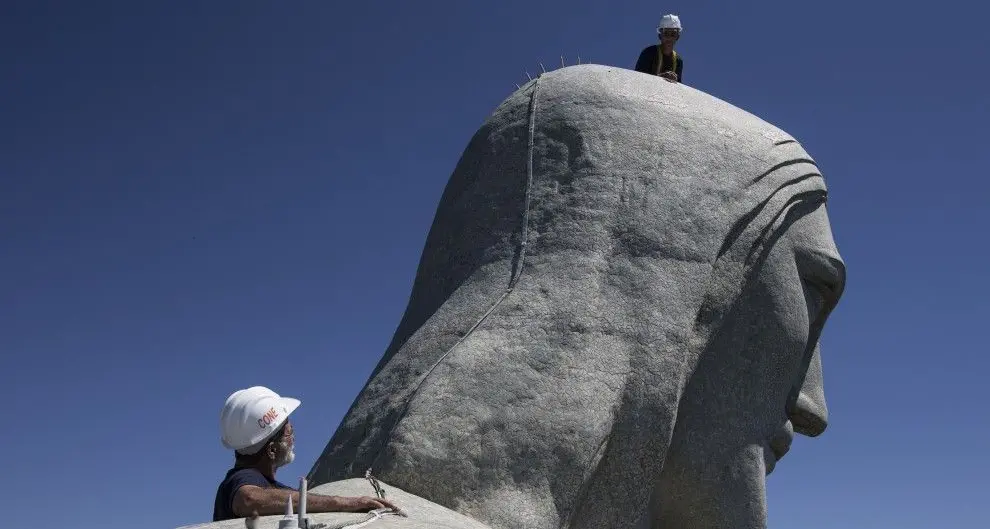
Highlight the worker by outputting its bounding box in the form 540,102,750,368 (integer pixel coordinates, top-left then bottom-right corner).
634,14,684,83
213,386,402,521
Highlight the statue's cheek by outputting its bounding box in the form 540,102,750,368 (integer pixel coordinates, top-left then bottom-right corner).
755,255,814,359
802,279,827,326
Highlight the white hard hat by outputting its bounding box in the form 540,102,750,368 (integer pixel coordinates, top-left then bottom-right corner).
220,386,301,454
658,14,682,32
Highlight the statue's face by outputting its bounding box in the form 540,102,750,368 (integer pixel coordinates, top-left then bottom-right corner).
746,200,845,472
656,197,845,526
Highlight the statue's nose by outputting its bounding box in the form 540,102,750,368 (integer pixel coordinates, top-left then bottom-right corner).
788,391,828,436
788,342,829,437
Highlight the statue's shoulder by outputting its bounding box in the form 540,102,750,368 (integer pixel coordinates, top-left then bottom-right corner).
176,478,496,529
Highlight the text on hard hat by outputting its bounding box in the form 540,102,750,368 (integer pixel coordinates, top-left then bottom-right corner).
258,407,280,429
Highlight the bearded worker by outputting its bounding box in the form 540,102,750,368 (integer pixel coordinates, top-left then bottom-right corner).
212,386,401,521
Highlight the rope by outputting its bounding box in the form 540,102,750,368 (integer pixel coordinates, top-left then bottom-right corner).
308,510,400,529
308,513,376,529
654,45,677,76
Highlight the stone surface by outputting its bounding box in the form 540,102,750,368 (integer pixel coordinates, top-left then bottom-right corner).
184,63,846,529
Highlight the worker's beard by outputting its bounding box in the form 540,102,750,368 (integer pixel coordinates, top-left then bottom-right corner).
273,439,296,468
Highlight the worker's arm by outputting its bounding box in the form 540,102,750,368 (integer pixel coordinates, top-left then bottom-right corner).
232,485,402,518
676,57,683,83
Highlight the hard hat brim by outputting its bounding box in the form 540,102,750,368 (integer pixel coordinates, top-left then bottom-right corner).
280,397,301,421
265,396,301,436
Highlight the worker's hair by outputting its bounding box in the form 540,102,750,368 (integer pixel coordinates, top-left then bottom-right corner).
234,423,288,464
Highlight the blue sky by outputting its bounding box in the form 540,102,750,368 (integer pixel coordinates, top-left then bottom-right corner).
2,1,986,528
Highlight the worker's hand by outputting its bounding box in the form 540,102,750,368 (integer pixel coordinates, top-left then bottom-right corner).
660,71,679,82
342,496,405,516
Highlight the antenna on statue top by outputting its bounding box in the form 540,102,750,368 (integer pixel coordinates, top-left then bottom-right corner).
512,54,588,91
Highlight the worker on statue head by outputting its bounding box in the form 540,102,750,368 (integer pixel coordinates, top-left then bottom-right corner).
212,386,401,521
635,14,683,83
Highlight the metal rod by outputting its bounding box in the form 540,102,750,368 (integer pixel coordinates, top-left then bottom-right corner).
298,477,307,528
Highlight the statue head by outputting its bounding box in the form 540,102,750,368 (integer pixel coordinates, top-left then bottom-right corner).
308,64,846,529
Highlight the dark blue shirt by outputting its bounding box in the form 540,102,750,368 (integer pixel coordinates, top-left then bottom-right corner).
213,467,293,521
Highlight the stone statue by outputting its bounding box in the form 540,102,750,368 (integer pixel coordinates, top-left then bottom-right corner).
180,64,846,529
303,63,846,529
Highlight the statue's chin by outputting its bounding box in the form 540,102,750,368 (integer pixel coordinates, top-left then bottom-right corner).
655,445,770,528
765,420,795,475
764,444,778,475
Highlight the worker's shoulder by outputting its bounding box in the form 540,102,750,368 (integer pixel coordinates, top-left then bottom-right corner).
222,467,269,487
639,43,659,56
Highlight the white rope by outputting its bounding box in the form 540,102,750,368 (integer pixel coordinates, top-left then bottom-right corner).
344,510,393,529
310,509,399,529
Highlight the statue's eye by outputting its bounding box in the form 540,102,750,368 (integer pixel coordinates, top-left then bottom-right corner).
796,248,845,325
802,279,829,322
806,277,837,300
796,250,845,304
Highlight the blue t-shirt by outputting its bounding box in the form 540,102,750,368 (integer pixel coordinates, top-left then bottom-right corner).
212,467,293,521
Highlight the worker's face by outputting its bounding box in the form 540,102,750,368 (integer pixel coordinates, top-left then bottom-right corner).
660,29,680,46
271,420,296,467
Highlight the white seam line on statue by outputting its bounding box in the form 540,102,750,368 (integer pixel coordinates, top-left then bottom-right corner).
367,76,543,469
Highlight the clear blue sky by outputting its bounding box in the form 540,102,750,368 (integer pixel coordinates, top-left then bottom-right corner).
2,1,986,528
